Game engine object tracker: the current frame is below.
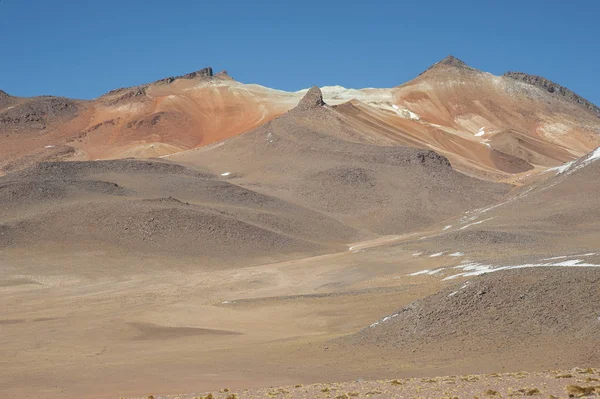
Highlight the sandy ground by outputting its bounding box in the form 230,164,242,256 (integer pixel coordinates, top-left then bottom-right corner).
0,239,449,399
2,224,599,398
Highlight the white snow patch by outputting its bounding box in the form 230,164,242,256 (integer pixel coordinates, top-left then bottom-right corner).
547,146,600,175
459,217,494,230
408,269,432,276
408,268,444,276
443,225,452,231
448,281,470,297
221,172,231,176
391,104,420,120
412,252,422,256
369,310,402,328
449,252,465,257
547,160,576,174
474,127,485,137
443,259,600,280
44,145,55,149
587,147,600,163
541,253,597,261
302,86,399,113
553,259,587,266
429,252,444,257
419,234,436,240
222,301,231,304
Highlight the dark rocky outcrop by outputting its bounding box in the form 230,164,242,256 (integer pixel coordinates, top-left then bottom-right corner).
101,86,148,106
504,71,600,115
215,70,233,80
125,112,168,129
293,86,326,112
0,97,79,130
99,67,216,105
154,67,214,85
438,55,470,68
0,89,15,109
84,118,121,133
180,67,213,80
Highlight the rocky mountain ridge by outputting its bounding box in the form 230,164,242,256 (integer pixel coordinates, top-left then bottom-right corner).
504,71,600,115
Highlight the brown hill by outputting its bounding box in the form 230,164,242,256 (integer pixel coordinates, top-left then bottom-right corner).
171,87,510,235
335,267,600,371
0,69,295,173
0,158,361,272
407,145,600,263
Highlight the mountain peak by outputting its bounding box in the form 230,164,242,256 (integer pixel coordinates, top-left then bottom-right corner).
419,55,476,76
439,55,469,67
0,89,9,98
294,86,326,111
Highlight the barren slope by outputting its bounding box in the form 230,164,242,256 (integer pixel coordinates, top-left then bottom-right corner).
309,146,600,379
327,56,600,182
0,158,361,272
0,69,298,173
336,268,600,371
171,87,510,235
403,145,600,265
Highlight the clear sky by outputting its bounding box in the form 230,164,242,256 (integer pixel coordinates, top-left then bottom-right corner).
1,0,598,104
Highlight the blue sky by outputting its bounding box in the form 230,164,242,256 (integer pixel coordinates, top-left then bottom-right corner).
1,0,598,104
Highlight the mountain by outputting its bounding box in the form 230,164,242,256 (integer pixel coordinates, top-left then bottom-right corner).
0,88,510,262
0,68,296,173
382,56,600,180
2,56,600,183
170,87,510,235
